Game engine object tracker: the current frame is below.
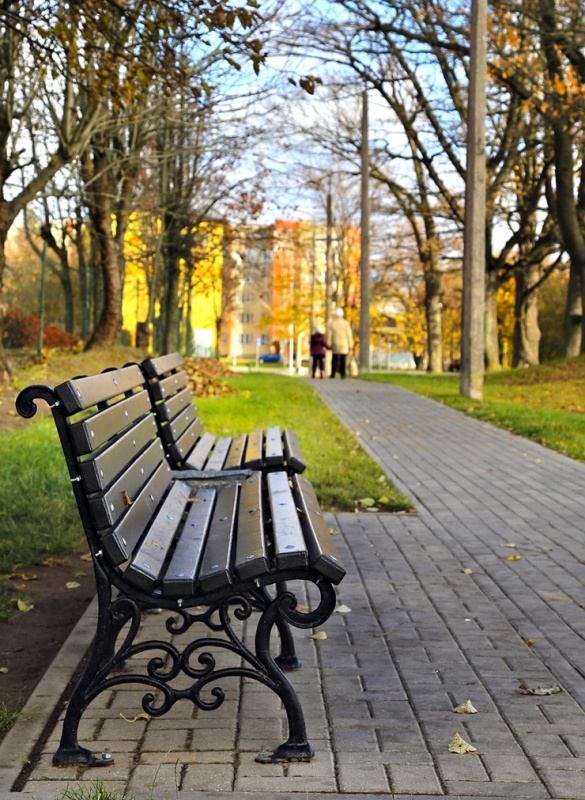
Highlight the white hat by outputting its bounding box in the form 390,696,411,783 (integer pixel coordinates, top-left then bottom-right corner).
334,307,344,317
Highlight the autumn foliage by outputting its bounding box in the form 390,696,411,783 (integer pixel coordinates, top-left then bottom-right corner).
2,310,81,350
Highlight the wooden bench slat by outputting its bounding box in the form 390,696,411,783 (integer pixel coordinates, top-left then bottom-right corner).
55,364,145,414
157,387,195,422
89,439,166,529
149,370,189,402
203,436,231,470
198,482,239,592
184,431,216,470
267,472,308,569
264,425,285,467
224,433,247,469
282,428,306,474
125,480,191,591
234,473,268,580
141,352,184,379
102,461,172,564
80,415,158,492
243,429,264,470
292,474,345,584
163,487,217,596
70,391,151,455
160,403,198,447
171,418,204,463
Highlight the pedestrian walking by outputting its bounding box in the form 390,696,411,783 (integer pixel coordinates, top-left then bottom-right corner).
326,308,354,379
310,328,327,379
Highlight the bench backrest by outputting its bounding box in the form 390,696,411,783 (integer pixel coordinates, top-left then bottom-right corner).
141,353,306,474
51,365,172,569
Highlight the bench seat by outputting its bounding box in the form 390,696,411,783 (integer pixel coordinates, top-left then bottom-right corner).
140,353,306,474
16,362,344,770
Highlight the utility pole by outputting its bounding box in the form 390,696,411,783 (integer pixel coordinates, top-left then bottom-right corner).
325,182,333,328
359,89,371,373
460,0,487,400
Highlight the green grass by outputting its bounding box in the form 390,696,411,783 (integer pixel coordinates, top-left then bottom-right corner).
0,701,28,736
361,355,585,462
197,373,412,513
0,420,82,619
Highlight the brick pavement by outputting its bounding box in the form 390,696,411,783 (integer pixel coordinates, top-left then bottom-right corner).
2,376,585,798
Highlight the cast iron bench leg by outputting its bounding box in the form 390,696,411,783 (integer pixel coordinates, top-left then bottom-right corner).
252,583,302,671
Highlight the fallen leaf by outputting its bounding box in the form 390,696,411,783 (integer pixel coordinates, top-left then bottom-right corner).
453,700,478,714
296,604,310,612
334,603,352,614
358,497,376,507
121,491,133,507
518,682,562,696
16,599,34,613
120,712,150,722
79,553,93,562
0,667,8,674
66,581,81,589
19,573,37,581
328,527,338,535
42,558,62,568
378,496,390,505
524,639,535,647
507,555,522,561
501,543,517,548
309,631,328,640
448,732,477,754
374,622,405,638
462,568,473,575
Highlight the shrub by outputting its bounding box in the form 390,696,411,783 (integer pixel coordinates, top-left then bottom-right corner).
3,309,80,350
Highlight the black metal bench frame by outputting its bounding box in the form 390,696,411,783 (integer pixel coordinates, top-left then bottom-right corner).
16,363,345,770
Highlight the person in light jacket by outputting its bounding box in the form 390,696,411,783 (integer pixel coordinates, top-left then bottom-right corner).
326,307,354,379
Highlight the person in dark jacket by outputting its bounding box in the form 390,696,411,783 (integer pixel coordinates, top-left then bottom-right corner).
310,328,327,378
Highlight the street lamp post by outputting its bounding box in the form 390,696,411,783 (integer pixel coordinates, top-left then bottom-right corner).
460,0,487,400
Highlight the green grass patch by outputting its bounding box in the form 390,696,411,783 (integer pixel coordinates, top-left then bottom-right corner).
197,373,412,512
0,420,81,620
361,355,585,462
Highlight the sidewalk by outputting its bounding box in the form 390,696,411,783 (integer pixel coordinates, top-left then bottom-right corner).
2,376,585,798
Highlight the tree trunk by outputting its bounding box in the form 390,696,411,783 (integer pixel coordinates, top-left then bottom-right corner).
561,261,582,356
484,269,501,370
512,263,541,367
161,247,181,354
84,190,122,350
0,226,14,384
84,147,123,350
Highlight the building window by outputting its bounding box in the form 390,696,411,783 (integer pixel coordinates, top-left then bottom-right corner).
240,312,253,324
239,333,252,345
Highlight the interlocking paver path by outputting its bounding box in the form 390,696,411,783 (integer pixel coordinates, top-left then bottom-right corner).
2,375,585,799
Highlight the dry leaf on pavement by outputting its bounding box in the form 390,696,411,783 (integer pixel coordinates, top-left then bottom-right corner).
334,603,352,613
66,581,81,589
453,700,478,714
448,732,478,754
518,682,562,696
120,712,150,722
309,631,328,640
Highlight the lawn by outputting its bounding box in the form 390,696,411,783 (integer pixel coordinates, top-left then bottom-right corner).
361,354,585,462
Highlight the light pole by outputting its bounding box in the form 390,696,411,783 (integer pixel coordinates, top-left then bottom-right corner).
359,88,371,373
460,0,487,400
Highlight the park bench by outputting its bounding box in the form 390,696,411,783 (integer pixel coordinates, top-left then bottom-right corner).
16,363,345,769
139,352,306,476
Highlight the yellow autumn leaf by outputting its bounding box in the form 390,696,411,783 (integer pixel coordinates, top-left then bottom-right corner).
66,581,81,589
448,732,477,754
0,667,8,674
16,599,34,613
309,631,327,640
462,568,473,575
507,555,522,561
120,712,150,723
452,700,478,714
